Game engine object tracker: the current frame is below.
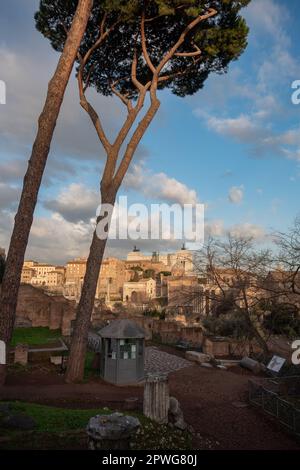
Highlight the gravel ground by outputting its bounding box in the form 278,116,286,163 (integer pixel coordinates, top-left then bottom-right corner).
145,347,191,375
168,365,300,450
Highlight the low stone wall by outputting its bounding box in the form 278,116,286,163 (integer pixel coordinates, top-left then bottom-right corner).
89,310,204,347
203,338,230,357
11,339,69,364
203,336,262,358
131,317,204,347
93,313,263,358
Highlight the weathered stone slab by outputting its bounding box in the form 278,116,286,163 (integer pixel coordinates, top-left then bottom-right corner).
240,356,261,374
86,412,140,450
185,350,211,364
201,362,213,368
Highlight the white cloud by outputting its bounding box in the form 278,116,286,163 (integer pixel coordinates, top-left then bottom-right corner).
193,0,300,165
228,186,244,205
0,43,127,170
125,163,199,206
228,223,266,241
153,173,198,206
0,159,27,183
0,183,20,210
204,219,267,242
198,109,300,161
205,219,224,237
43,183,100,223
26,213,93,264
244,0,290,43
205,114,262,142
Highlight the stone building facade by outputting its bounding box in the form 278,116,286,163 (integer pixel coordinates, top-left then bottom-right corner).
167,275,211,319
126,246,194,275
96,257,126,302
21,261,66,289
123,278,156,303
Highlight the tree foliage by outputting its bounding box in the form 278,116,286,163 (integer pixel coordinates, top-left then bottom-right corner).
35,0,250,98
262,301,300,338
202,311,252,339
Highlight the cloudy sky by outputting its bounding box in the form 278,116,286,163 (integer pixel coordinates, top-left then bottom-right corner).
0,0,300,264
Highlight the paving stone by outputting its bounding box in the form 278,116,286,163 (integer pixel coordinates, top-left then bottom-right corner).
145,347,191,375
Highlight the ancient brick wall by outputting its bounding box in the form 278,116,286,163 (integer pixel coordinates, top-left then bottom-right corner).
16,285,76,334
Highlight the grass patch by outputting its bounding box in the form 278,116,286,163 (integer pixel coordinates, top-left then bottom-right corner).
5,401,110,433
0,401,192,450
84,351,98,380
11,327,61,347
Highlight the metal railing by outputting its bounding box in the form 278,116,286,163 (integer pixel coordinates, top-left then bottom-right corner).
249,377,300,437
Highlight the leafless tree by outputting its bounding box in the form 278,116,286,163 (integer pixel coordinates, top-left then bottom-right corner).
274,216,300,299
189,234,275,355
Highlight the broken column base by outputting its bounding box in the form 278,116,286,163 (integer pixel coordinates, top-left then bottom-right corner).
143,373,169,424
86,412,140,450
240,356,261,374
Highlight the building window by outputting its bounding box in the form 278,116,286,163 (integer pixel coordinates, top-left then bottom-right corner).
120,339,136,360
107,338,117,360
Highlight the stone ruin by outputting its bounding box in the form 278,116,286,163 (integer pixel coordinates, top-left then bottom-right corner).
86,412,140,450
15,284,76,336
143,373,189,432
14,344,29,366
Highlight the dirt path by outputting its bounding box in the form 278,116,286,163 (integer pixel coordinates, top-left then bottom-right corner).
1,362,299,450
1,368,143,410
169,365,300,450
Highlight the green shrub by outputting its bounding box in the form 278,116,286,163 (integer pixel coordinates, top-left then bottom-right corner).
263,305,300,338
202,312,252,339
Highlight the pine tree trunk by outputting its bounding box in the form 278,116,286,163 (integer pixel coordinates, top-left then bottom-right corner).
0,0,93,386
65,189,115,383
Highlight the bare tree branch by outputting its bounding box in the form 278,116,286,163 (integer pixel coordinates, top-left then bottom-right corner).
156,8,217,74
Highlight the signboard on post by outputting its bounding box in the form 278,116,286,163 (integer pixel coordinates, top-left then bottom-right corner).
267,355,286,373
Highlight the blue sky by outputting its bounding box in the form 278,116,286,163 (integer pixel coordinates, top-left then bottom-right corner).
0,0,300,263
